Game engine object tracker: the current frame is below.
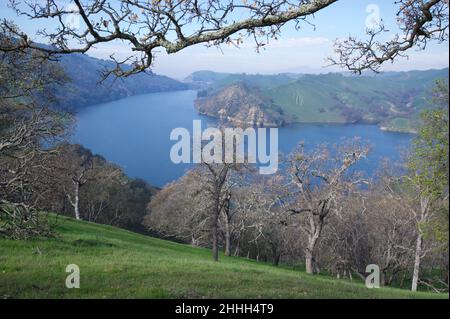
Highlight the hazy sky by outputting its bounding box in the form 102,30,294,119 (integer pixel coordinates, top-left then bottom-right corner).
1,0,448,79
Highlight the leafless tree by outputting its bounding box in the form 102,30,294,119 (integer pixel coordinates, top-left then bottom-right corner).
287,141,369,274
144,169,212,245
231,177,284,263
320,189,372,281
329,0,449,73
219,179,235,256
0,110,65,238
369,184,417,287
200,162,235,261
55,143,96,220
51,143,123,221
2,0,446,77
0,29,69,238
319,178,421,287
387,174,448,292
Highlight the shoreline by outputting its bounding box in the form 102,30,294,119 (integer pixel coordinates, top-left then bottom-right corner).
196,109,417,134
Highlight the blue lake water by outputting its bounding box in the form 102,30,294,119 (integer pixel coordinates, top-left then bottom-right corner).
73,90,413,187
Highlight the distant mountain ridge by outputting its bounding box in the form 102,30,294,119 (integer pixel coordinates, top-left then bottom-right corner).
188,68,449,132
50,52,188,111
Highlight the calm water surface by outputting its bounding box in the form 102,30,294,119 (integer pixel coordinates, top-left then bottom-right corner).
73,90,413,187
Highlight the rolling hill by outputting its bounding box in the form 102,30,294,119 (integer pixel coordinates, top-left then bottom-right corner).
189,69,449,132
0,215,446,299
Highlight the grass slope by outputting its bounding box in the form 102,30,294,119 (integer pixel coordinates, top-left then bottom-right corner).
189,69,449,132
0,215,446,299
268,71,446,123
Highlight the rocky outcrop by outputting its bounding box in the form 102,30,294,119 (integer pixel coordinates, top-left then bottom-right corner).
194,83,285,127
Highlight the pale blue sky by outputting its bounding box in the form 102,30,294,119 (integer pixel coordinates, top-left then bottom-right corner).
1,0,448,79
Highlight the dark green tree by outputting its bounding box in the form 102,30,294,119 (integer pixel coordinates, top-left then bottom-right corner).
407,79,449,291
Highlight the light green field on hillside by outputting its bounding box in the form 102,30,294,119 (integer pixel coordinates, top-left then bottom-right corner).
191,69,448,131
0,215,447,299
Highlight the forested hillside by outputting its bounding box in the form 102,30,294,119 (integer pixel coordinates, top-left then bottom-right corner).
51,52,187,111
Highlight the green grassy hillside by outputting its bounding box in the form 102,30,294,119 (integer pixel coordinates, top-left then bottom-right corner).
268,71,447,125
0,215,447,299
189,69,449,132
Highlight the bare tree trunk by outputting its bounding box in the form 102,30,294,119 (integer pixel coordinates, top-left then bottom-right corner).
379,271,385,286
224,230,231,256
234,243,240,257
73,182,80,220
212,218,219,262
400,272,406,288
305,249,314,274
412,195,429,292
411,232,422,292
191,234,197,247
68,181,81,220
221,189,232,257
224,215,231,256
273,253,281,266
256,242,260,262
211,194,220,262
305,225,321,274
